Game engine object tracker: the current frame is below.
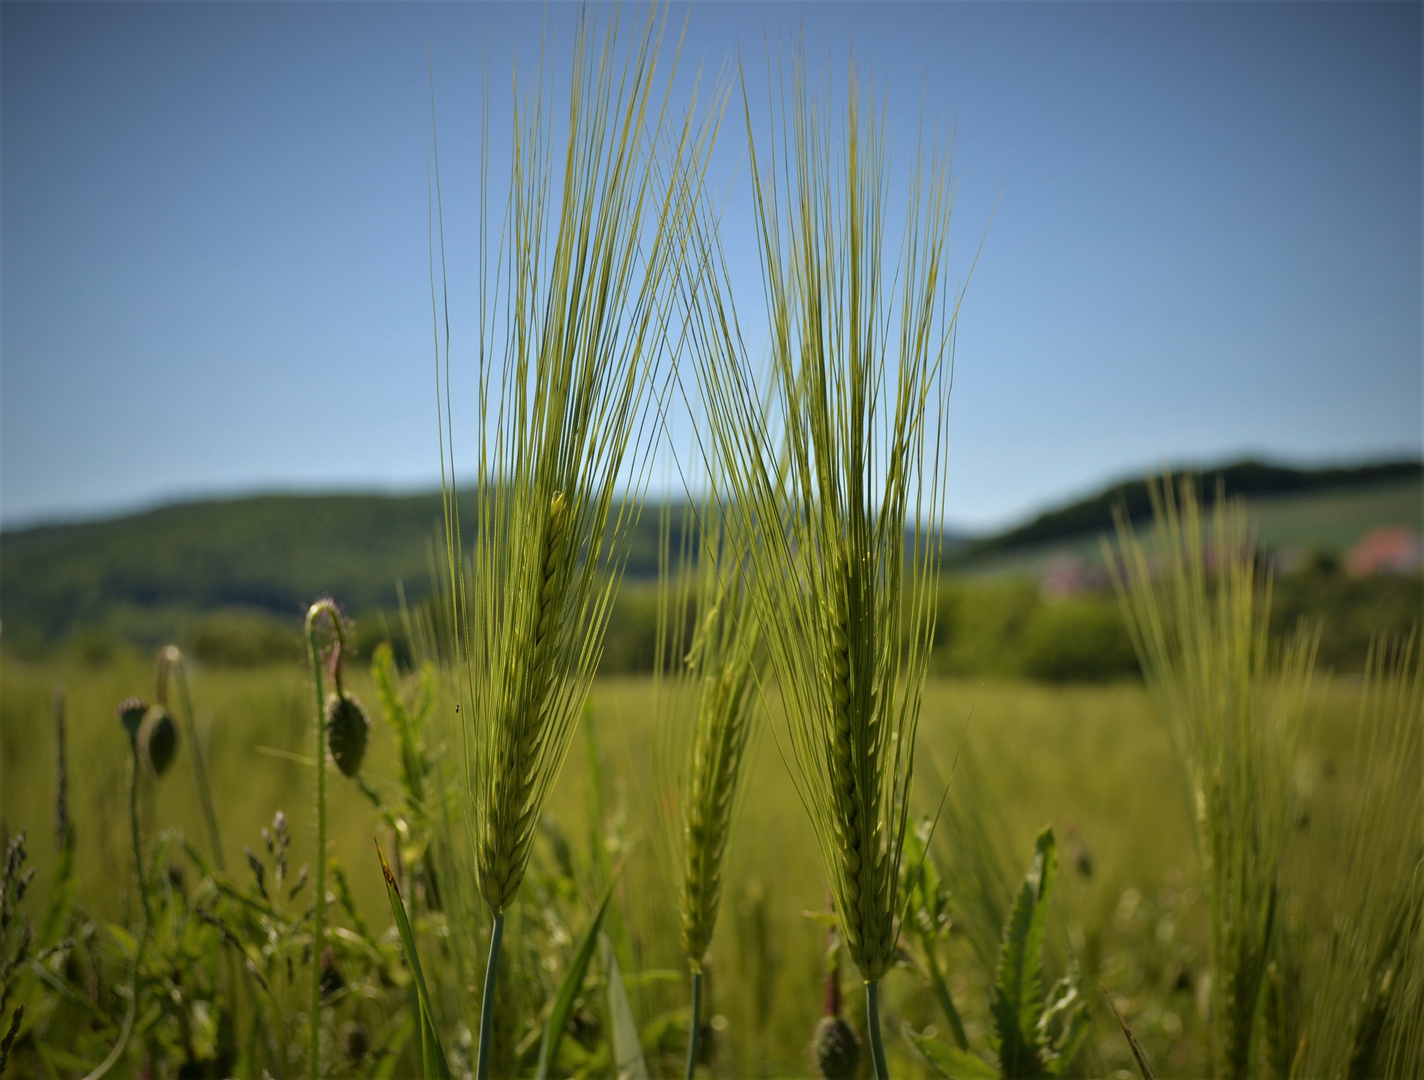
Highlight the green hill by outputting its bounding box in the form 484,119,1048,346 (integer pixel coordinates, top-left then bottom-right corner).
0,491,680,651
952,459,1421,569
1,458,1417,665
955,475,1422,579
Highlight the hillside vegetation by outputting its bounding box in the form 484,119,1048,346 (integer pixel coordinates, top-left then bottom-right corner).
2,460,1418,677
951,459,1420,563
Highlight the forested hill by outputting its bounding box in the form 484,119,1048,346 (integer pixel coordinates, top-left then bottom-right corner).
1,492,655,646
953,459,1421,562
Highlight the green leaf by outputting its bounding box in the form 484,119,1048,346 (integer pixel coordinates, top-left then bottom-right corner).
1038,972,1089,1075
991,827,1058,1078
535,872,620,1080
602,934,649,1080
376,839,450,1080
1100,984,1157,1080
904,1025,1000,1079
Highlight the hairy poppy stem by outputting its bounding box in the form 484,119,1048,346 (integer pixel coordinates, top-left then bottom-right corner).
304,599,347,1080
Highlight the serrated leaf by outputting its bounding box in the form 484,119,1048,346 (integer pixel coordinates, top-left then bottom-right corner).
376,839,450,1080
535,871,620,1080
904,1025,1000,1079
991,827,1058,1078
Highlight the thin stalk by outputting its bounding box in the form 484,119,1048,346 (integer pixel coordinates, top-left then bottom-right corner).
305,600,346,1080
127,747,151,923
477,912,505,1080
82,744,151,1080
866,980,889,1080
685,969,703,1080
167,648,225,871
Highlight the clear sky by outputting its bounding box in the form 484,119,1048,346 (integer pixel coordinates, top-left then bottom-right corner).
3,2,1419,534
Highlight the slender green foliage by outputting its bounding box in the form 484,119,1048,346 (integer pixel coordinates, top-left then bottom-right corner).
906,828,1088,1080
1102,984,1159,1080
80,703,155,1080
377,840,451,1080
1294,632,1424,1079
161,646,225,871
1108,478,1317,1079
900,817,969,1051
534,871,619,1080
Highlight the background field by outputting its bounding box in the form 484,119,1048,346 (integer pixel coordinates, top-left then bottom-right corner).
0,649,1380,1077
0,459,1418,1075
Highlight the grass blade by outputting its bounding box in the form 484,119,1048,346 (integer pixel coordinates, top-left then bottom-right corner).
1100,984,1158,1080
603,934,650,1080
535,870,621,1080
376,839,451,1080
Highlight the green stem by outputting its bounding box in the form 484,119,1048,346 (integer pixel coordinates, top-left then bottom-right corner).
477,912,505,1080
305,600,346,1080
866,980,889,1080
169,649,225,871
922,932,968,1051
685,969,703,1080
83,744,151,1080
127,746,152,925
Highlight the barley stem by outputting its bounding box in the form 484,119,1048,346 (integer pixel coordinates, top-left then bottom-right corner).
866,980,888,1080
477,912,505,1080
685,969,703,1080
304,599,346,1080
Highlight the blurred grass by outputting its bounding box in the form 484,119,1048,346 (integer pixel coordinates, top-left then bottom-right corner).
0,655,1387,1076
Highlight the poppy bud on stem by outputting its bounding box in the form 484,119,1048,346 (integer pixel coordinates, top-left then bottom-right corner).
303,597,350,1080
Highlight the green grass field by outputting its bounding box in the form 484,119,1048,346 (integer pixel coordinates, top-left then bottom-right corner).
2,652,1384,1077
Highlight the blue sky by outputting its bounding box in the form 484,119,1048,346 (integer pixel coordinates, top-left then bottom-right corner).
3,2,1419,534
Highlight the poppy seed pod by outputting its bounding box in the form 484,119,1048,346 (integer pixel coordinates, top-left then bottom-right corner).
341,1021,370,1065
324,692,370,778
140,705,178,776
117,697,148,744
813,1015,861,1080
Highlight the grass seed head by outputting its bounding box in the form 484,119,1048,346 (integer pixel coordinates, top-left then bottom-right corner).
683,52,958,985
443,3,720,922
